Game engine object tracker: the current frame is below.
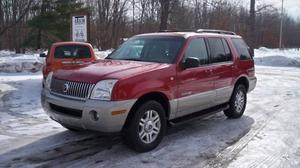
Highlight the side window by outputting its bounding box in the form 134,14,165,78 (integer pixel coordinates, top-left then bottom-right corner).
232,38,251,60
184,38,209,65
222,39,232,61
207,38,231,63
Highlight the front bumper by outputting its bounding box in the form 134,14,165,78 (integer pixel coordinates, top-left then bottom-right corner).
248,76,257,93
41,89,136,133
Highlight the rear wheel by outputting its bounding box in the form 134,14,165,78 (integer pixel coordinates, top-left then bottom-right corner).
122,101,166,152
224,85,247,118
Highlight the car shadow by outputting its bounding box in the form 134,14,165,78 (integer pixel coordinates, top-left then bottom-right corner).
0,113,254,168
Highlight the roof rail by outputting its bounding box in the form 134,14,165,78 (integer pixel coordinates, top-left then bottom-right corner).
196,29,236,35
158,29,195,33
158,29,237,35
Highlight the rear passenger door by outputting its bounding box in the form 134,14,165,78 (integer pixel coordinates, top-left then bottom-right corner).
176,38,215,117
207,38,235,106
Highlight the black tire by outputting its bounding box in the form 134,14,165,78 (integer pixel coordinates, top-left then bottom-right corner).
122,101,166,152
224,84,247,118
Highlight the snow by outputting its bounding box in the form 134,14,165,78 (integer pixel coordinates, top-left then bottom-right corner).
0,49,112,73
94,49,113,59
0,47,299,73
0,48,299,167
0,51,45,73
254,47,300,67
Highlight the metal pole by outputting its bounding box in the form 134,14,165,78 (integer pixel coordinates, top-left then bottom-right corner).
279,0,284,49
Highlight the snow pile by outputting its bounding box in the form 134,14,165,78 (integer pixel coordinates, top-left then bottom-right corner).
0,48,113,73
254,47,300,67
0,50,15,57
94,49,113,59
0,51,45,73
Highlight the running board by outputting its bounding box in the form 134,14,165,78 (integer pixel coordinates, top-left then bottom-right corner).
169,104,229,126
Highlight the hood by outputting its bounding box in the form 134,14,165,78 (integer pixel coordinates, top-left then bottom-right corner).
53,59,171,83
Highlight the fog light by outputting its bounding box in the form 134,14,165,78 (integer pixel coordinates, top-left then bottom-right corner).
90,110,100,121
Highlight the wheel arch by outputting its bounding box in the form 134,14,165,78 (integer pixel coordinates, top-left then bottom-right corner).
234,76,249,92
123,92,170,130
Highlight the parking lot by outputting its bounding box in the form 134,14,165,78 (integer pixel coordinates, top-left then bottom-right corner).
0,66,299,167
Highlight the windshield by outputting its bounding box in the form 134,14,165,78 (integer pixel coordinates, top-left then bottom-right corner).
54,45,91,59
106,36,184,63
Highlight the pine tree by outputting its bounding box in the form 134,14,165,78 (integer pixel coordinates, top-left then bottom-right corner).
28,0,88,49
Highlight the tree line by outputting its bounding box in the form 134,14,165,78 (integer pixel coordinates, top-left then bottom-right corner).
0,0,299,53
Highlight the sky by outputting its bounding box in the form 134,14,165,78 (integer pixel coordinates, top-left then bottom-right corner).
262,0,300,20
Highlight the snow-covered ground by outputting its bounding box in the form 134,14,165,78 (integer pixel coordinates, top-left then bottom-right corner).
0,48,299,167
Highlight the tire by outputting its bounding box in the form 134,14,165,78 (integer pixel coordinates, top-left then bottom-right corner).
224,84,247,118
122,100,167,152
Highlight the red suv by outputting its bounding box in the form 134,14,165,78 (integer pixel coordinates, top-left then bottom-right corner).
41,30,257,152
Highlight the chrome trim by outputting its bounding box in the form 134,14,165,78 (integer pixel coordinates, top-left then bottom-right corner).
170,86,234,119
209,61,234,66
42,89,137,132
50,78,95,100
50,92,86,101
176,90,215,118
214,86,234,106
169,99,178,120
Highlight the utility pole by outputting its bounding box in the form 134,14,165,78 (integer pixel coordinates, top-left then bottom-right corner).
279,0,284,49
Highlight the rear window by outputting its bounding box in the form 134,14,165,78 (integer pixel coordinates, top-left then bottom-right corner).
232,38,251,60
54,45,91,59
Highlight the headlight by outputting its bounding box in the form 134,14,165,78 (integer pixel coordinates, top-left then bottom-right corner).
90,79,118,100
45,72,53,90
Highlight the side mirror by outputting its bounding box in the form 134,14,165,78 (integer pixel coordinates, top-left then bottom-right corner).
40,53,47,58
182,57,200,69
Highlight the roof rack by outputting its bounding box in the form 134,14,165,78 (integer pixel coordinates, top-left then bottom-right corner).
196,29,236,35
158,29,236,35
158,29,195,33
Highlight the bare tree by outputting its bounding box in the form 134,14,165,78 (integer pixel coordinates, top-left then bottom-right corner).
1,0,300,51
0,0,34,36
249,0,255,51
159,0,171,30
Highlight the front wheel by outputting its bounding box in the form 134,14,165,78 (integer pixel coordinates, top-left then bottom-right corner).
122,101,166,152
224,85,247,118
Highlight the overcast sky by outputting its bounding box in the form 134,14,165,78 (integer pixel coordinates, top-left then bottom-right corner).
261,0,300,20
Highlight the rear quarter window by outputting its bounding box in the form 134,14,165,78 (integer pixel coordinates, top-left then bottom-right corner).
54,45,91,59
207,38,232,63
232,38,252,60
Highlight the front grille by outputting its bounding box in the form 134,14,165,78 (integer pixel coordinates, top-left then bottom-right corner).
50,78,95,99
49,103,82,118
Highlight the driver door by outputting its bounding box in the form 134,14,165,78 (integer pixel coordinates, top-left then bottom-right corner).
176,37,215,118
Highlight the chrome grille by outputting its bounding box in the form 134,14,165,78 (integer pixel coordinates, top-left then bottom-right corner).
50,78,95,99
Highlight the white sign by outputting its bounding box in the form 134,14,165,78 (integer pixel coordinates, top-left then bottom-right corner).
72,15,87,42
